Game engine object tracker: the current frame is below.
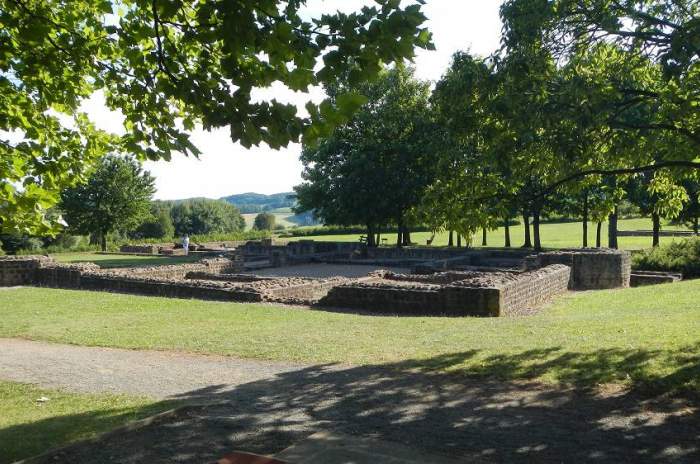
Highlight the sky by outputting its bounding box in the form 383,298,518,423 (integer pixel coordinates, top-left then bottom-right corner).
86,0,505,200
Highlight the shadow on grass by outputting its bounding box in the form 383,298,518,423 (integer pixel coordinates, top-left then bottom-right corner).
3,345,698,463
0,401,179,464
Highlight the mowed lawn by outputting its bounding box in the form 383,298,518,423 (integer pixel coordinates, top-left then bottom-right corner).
295,218,686,249
0,381,173,463
51,252,202,268
1,282,698,394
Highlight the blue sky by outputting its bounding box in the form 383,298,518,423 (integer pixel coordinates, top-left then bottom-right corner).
84,0,504,200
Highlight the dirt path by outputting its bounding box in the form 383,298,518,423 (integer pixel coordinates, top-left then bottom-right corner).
0,338,303,398
1,338,697,463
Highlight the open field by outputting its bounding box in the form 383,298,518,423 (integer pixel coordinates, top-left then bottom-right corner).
293,218,687,249
0,381,171,463
242,211,298,229
1,281,698,395
51,253,202,268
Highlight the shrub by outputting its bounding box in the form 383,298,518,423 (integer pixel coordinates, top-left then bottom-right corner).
632,237,700,277
253,212,276,231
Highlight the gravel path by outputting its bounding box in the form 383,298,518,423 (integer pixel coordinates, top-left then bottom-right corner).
0,338,303,398
1,338,697,463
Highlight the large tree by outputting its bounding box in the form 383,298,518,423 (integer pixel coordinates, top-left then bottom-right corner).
1,0,433,233
295,66,436,246
60,155,155,250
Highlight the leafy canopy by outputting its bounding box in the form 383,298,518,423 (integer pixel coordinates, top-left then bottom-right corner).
0,0,433,234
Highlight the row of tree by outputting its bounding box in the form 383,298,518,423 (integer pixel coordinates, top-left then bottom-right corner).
295,0,700,249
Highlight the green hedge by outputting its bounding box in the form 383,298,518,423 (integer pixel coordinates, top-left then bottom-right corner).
632,237,700,277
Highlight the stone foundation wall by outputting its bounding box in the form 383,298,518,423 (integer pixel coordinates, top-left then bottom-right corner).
0,256,53,286
525,249,630,290
100,257,242,280
498,265,571,316
77,274,263,302
630,270,682,287
119,244,160,254
319,265,570,317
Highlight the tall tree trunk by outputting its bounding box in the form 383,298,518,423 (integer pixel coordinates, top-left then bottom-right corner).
532,209,542,251
694,217,699,236
652,212,661,247
402,227,411,246
367,224,376,247
522,209,532,248
608,206,618,249
448,230,454,247
504,219,511,247
376,229,381,247
596,221,602,248
582,191,589,248
100,230,107,252
457,234,462,247
481,228,487,246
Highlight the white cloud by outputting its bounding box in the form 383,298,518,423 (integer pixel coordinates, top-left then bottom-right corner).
84,1,504,200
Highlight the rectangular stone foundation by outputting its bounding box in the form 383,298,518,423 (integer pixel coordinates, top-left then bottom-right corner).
319,265,571,316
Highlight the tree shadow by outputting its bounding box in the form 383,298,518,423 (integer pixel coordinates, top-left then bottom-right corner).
3,346,698,463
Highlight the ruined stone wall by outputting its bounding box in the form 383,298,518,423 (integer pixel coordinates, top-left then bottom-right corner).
319,265,570,317
77,274,263,302
99,257,242,280
0,256,53,286
498,265,571,316
119,244,161,254
526,249,630,290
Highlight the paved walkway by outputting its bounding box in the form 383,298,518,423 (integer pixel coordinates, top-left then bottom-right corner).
1,338,697,464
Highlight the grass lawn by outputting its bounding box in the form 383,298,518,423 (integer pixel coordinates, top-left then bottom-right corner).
0,282,698,395
51,252,202,268
292,218,686,250
0,381,170,463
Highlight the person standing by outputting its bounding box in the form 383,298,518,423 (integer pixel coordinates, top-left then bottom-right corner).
182,234,190,255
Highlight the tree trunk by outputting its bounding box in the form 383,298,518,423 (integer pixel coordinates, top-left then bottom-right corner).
481,228,487,246
402,227,411,246
694,217,699,236
532,209,542,251
448,230,454,247
652,212,661,247
504,219,511,247
522,210,532,248
582,191,589,248
367,224,376,247
596,221,602,248
608,207,618,249
456,234,462,247
100,230,107,252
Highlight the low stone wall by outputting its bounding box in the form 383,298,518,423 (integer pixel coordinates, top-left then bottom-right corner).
525,249,630,290
319,265,570,317
78,274,263,302
100,257,243,280
0,256,53,286
630,270,682,287
498,265,571,316
35,262,100,288
119,244,160,254
265,277,369,304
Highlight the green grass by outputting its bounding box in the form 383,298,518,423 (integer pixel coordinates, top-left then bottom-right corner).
295,218,685,250
0,381,171,463
50,252,202,268
1,283,698,394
